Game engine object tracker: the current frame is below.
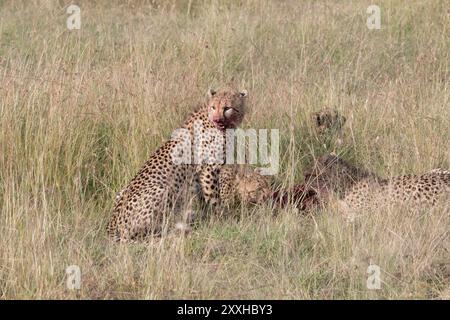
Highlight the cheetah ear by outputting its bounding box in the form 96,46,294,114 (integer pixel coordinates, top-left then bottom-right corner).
208,89,217,98
239,89,248,98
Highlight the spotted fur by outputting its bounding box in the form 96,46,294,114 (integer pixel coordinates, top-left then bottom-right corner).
343,168,450,211
304,154,450,213
219,165,272,207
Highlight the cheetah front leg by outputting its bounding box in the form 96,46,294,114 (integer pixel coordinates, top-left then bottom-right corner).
218,164,238,208
197,165,220,207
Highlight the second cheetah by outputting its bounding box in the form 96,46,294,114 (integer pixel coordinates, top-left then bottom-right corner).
304,153,450,215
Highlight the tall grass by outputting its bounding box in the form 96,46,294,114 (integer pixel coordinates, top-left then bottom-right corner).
0,0,449,299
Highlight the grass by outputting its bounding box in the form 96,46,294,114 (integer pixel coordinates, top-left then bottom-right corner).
0,0,449,299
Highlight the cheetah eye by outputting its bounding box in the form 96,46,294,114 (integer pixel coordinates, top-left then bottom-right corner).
210,105,215,111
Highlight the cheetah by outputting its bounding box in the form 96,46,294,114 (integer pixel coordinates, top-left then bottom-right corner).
223,166,319,211
341,168,450,213
303,153,379,200
311,108,347,150
230,154,449,214
311,108,346,136
107,87,248,242
219,165,272,207
304,153,450,216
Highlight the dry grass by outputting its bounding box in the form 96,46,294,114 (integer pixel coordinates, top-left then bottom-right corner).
0,0,449,299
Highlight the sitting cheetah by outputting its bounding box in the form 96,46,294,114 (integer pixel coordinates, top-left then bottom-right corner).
304,153,450,216
107,87,248,242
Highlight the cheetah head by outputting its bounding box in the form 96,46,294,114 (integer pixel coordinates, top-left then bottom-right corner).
236,168,272,205
311,109,346,135
207,87,248,131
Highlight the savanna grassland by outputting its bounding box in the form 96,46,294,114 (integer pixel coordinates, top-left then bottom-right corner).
0,0,449,299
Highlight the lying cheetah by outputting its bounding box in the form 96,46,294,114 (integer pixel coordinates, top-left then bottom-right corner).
107,87,248,242
304,153,450,215
227,154,449,215
224,167,319,211
303,153,379,199
219,165,272,207
342,168,450,213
